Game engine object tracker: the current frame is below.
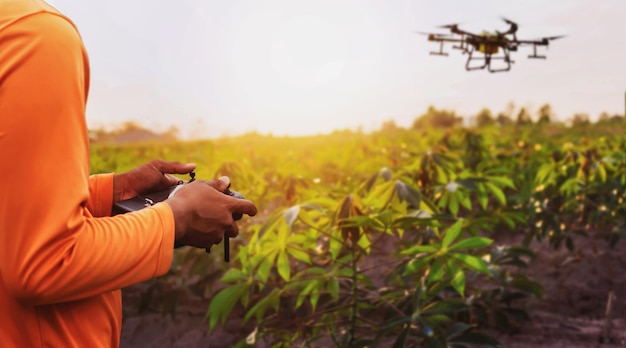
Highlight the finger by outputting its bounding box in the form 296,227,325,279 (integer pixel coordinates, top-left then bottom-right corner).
155,160,196,175
163,173,183,186
231,199,258,217
204,176,230,192
225,222,239,238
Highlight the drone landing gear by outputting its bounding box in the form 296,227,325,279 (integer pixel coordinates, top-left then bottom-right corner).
488,50,513,72
452,34,466,52
465,50,513,73
528,44,546,59
430,40,448,56
465,56,487,70
465,49,488,71
487,57,513,73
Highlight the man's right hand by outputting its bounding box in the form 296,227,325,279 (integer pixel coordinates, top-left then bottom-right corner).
164,176,257,248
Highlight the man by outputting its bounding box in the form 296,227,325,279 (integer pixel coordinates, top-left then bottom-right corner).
0,0,257,346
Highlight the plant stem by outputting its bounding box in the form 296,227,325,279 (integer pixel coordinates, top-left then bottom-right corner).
349,237,358,346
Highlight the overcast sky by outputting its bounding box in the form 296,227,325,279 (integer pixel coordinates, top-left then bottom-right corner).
48,0,626,138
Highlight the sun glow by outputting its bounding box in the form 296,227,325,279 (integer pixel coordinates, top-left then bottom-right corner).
218,2,386,135
270,15,346,89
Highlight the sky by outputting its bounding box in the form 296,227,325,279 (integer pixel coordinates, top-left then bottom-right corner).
48,0,626,138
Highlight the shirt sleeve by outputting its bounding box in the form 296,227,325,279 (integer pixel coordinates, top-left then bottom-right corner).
87,174,115,217
0,12,175,305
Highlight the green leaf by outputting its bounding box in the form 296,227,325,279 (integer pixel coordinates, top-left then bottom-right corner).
402,244,438,255
422,298,468,315
330,233,342,260
296,280,318,309
450,253,491,275
442,219,464,248
449,237,493,251
277,220,289,250
327,278,340,302
477,184,488,210
394,180,421,209
258,213,282,238
488,176,515,189
597,163,607,183
277,250,291,281
501,215,515,229
287,248,312,264
485,182,506,205
365,181,395,207
358,232,371,253
428,258,444,284
448,192,459,216
305,266,329,277
392,326,410,348
456,178,478,190
244,288,281,323
256,251,276,283
536,163,555,184
459,193,472,210
220,269,248,283
310,289,321,311
450,269,465,297
379,316,411,331
207,283,247,331
509,275,544,299
421,196,440,214
405,256,433,275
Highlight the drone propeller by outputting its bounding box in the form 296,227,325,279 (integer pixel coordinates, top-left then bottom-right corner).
438,23,460,29
501,17,518,26
543,35,566,41
415,31,452,37
498,17,519,36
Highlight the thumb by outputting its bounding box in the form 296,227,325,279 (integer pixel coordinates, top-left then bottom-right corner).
206,176,230,192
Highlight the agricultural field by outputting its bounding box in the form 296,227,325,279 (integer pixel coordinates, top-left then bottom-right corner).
91,114,626,347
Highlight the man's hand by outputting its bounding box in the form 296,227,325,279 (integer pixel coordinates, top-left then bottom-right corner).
165,178,258,248
113,160,196,202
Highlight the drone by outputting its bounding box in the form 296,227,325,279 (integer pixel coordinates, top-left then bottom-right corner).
420,18,564,72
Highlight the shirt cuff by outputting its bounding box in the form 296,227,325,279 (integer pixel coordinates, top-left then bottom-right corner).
149,202,176,276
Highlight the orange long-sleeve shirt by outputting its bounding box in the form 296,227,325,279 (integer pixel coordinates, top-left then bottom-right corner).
0,1,176,346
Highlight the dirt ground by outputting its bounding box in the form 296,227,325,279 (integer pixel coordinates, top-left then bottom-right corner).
120,233,626,348
492,233,626,348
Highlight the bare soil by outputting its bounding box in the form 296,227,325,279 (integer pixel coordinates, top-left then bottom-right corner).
491,233,626,348
120,233,626,348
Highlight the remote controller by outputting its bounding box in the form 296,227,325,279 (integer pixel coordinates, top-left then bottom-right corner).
112,170,246,262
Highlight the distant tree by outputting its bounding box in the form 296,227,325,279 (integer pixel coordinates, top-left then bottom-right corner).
571,113,590,127
380,119,399,132
496,113,513,127
412,106,462,129
119,121,144,133
595,112,625,124
475,108,495,127
88,121,178,143
537,104,553,124
598,112,610,122
88,127,108,143
515,107,533,126
164,125,180,139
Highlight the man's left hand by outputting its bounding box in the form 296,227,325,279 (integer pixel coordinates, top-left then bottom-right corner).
113,160,196,201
